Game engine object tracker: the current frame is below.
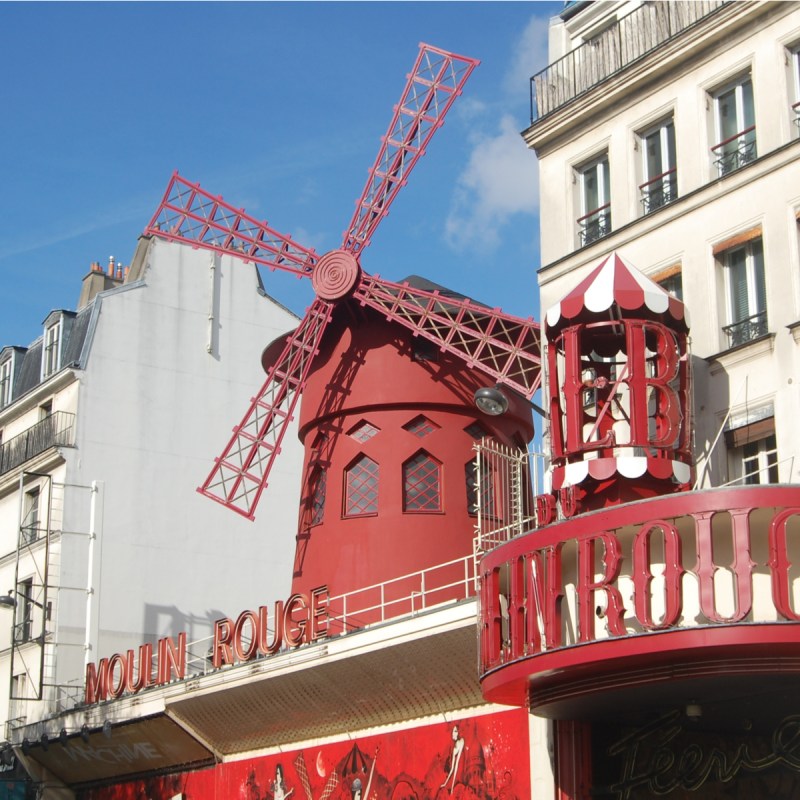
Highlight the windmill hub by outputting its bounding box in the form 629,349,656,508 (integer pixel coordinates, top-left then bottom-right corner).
312,249,361,301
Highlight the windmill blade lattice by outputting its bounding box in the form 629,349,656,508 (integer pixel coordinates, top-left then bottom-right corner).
344,44,479,255
353,275,542,399
145,172,318,278
199,300,333,519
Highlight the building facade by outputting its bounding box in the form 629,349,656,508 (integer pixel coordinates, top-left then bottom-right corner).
477,1,800,797
526,0,800,490
0,238,304,765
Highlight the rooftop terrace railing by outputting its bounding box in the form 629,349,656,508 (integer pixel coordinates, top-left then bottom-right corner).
530,1,728,123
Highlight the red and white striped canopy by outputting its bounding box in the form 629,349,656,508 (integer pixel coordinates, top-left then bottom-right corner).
545,252,688,332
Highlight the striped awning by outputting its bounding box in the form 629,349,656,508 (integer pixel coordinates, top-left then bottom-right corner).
545,252,689,333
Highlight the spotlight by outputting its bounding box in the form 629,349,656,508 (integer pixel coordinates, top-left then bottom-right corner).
80,725,90,744
102,720,112,739
40,733,49,752
59,729,68,747
474,386,509,416
21,739,30,755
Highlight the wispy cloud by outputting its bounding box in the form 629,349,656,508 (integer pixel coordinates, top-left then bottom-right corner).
0,203,148,264
444,13,550,253
503,14,552,96
445,115,538,252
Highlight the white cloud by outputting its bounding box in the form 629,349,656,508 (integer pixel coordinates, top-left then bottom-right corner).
504,14,553,96
444,12,550,252
444,115,538,252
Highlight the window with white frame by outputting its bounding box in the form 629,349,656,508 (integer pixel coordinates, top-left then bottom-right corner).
576,154,611,246
726,418,778,485
638,118,677,214
719,236,767,348
653,265,683,302
0,358,11,408
42,320,61,378
22,488,41,544
711,75,756,176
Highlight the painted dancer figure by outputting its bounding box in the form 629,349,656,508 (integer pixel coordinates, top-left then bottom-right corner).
273,764,295,800
441,726,465,794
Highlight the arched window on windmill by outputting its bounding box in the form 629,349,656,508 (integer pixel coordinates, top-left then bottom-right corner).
344,455,380,517
403,451,442,512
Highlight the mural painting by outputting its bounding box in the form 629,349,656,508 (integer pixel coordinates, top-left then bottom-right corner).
78,710,529,800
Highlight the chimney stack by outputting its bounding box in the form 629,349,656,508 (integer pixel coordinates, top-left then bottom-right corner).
78,256,126,309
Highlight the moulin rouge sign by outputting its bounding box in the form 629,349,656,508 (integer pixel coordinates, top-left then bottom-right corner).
479,492,800,675
85,586,329,704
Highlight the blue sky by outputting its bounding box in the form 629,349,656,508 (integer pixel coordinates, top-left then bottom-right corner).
0,2,560,349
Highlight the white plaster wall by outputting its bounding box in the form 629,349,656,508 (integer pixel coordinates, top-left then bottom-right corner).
59,238,304,671
535,4,800,489
537,5,800,265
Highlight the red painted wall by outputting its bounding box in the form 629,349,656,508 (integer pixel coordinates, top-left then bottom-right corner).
291,306,534,606
79,709,530,800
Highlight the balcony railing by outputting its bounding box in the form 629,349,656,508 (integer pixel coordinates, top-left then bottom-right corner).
577,204,611,246
530,1,728,122
0,411,76,476
712,125,757,176
639,168,677,214
793,100,800,132
722,310,768,349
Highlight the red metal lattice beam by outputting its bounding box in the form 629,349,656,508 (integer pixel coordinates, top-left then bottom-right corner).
198,299,334,519
353,275,542,399
343,44,480,255
145,172,317,278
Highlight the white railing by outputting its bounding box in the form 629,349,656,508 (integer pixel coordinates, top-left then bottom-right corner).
473,439,546,554
178,552,477,678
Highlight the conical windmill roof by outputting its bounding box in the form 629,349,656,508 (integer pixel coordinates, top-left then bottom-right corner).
545,252,689,333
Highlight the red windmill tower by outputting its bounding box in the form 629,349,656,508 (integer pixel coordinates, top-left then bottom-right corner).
143,44,542,615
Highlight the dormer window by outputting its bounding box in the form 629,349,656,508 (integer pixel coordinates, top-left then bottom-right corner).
42,320,61,379
0,358,12,409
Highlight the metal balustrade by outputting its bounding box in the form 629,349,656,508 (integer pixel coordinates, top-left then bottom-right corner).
577,204,611,246
722,310,768,349
179,553,478,679
711,125,757,176
0,412,76,476
530,1,728,122
639,169,677,214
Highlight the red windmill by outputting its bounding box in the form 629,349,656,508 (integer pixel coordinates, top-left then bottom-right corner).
143,44,542,610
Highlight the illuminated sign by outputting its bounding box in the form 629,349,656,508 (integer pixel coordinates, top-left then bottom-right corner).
85,586,328,704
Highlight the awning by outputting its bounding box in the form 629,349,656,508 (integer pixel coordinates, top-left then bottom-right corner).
545,252,689,333
19,715,213,788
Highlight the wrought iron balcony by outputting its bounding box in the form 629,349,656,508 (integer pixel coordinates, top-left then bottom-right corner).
793,100,800,132
712,126,757,176
722,310,768,349
0,411,76,476
530,1,728,122
577,204,611,246
639,168,678,214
